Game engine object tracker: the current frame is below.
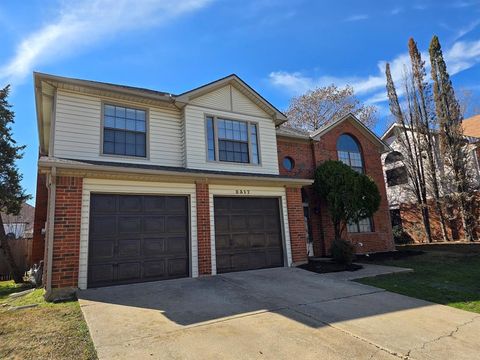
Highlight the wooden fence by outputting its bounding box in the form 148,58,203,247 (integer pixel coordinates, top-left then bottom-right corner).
0,238,32,280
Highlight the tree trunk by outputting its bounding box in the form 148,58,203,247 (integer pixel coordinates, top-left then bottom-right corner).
421,204,433,243
0,215,24,283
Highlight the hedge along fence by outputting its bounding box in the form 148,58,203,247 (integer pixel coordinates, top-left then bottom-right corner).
0,237,32,280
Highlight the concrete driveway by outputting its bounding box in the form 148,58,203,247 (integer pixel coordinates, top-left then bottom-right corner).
79,267,480,360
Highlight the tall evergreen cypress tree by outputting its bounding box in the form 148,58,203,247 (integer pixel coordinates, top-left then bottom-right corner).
429,35,478,241
408,38,449,242
385,63,433,243
0,85,30,282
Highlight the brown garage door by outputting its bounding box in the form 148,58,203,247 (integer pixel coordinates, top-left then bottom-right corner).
88,194,189,288
214,197,284,273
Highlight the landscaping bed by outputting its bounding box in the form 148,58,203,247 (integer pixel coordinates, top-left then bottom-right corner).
0,281,97,360
299,258,363,274
356,249,480,314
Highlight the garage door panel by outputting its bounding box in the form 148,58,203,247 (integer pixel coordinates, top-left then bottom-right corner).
168,258,189,276
249,252,267,268
118,196,142,213
230,253,250,270
166,216,188,234
91,195,117,213
143,196,165,212
91,216,116,235
231,216,248,231
143,238,166,256
215,234,230,250
248,216,264,230
144,216,165,232
231,233,249,248
118,216,142,233
250,233,266,247
117,262,141,281
89,264,114,284
143,260,166,278
166,237,188,253
214,197,283,274
215,215,229,232
88,194,189,288
166,197,187,213
117,239,141,258
89,240,115,262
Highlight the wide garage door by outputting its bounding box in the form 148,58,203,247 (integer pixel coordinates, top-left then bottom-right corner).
214,197,284,273
88,194,189,288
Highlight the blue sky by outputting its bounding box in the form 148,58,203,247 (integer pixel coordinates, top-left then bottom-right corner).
1,0,480,203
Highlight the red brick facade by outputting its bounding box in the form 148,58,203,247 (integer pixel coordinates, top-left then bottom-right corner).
196,181,211,275
285,187,308,264
31,173,48,265
277,120,395,256
50,176,83,288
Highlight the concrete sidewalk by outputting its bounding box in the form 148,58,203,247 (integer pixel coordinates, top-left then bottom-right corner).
79,266,480,360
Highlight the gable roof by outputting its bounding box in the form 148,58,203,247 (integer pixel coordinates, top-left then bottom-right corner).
175,74,287,125
275,126,311,140
34,72,287,154
463,115,480,138
310,113,391,152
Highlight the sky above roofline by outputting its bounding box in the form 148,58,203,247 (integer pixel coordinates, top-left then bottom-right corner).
1,0,480,202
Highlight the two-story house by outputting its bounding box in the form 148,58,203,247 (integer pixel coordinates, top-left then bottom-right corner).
32,73,396,300
32,73,313,299
381,123,480,243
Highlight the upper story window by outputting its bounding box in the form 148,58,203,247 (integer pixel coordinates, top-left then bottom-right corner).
206,116,260,164
348,217,373,233
337,134,363,173
385,151,404,164
103,104,147,158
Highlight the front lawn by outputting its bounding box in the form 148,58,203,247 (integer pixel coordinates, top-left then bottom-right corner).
0,281,97,360
356,248,480,314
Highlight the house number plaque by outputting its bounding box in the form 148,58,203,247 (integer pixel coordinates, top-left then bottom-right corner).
235,189,251,195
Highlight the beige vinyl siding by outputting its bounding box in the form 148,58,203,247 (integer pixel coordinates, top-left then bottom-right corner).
208,185,292,274
54,90,183,167
184,104,280,174
78,178,198,289
231,86,269,118
190,85,231,111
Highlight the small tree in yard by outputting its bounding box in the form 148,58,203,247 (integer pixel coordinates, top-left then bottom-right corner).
0,85,30,283
314,160,381,243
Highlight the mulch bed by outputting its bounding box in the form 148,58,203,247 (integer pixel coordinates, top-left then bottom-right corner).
299,260,363,274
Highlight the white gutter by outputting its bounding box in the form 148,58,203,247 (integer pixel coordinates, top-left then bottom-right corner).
45,167,56,292
38,158,314,186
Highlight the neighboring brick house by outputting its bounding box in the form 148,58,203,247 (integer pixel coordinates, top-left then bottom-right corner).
276,114,395,256
381,123,480,243
33,73,312,299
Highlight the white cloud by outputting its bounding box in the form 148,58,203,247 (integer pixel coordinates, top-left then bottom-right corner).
268,39,480,104
343,14,369,22
0,0,213,85
390,7,403,15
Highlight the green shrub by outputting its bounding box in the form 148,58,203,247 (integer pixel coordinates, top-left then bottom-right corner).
331,239,355,265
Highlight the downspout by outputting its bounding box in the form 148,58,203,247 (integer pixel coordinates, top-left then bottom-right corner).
45,166,56,292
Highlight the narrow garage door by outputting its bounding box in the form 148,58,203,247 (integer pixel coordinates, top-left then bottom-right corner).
214,197,284,273
88,194,189,288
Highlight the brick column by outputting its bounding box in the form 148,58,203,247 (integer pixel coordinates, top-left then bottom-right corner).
31,173,48,265
286,187,308,265
51,176,83,289
196,181,211,275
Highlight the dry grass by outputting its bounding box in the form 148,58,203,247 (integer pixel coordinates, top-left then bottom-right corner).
0,281,97,360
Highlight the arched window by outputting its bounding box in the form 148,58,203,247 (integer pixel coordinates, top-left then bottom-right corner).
337,134,363,173
385,151,404,165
